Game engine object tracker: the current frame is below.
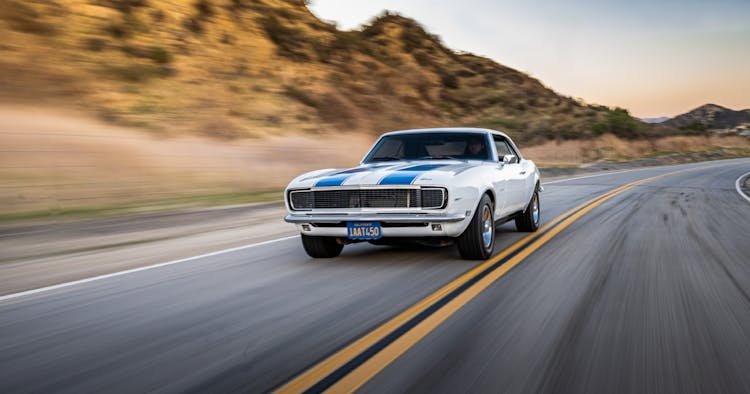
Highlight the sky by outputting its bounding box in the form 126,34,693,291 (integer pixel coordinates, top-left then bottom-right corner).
309,0,750,118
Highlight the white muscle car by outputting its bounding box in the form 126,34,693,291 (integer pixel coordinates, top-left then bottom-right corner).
284,128,542,259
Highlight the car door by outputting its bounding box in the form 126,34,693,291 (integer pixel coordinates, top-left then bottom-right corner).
488,161,508,218
493,136,526,212
518,157,536,204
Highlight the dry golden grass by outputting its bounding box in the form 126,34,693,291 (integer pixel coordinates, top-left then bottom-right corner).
0,106,373,214
3,106,747,216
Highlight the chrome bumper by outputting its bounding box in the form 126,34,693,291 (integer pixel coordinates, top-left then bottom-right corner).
284,213,467,223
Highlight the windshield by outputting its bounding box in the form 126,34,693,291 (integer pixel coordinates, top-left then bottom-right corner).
363,132,492,163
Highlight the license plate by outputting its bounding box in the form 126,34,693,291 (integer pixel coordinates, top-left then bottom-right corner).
347,222,382,240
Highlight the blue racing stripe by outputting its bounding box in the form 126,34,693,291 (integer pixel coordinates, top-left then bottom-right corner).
399,164,446,172
378,164,446,185
315,174,352,187
314,165,392,187
379,172,420,185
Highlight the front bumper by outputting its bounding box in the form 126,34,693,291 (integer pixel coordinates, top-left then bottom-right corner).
284,212,470,237
284,213,466,223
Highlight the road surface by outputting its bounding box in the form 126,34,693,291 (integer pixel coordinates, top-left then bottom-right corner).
1,159,749,393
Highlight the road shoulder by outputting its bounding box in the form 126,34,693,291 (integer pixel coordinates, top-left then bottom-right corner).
0,203,297,296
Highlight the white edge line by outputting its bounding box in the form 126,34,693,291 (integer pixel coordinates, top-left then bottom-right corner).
0,235,300,302
735,171,750,204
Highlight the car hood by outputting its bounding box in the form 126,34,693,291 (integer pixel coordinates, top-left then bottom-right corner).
288,160,480,189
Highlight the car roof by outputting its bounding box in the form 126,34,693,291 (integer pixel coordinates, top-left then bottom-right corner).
380,127,511,140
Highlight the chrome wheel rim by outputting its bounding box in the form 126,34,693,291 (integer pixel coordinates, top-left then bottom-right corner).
532,194,540,225
481,205,493,248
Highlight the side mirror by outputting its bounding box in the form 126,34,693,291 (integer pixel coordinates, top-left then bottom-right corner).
501,154,517,164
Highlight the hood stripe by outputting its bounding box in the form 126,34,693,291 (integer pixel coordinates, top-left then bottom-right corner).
315,174,352,187
378,164,447,185
314,164,393,187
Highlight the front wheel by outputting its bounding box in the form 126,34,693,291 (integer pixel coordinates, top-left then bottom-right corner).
301,235,343,258
515,190,540,232
457,194,495,260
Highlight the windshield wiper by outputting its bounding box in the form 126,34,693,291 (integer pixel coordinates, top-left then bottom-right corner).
418,155,458,160
368,156,403,162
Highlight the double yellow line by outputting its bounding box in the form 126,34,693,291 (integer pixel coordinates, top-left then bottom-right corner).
277,168,694,394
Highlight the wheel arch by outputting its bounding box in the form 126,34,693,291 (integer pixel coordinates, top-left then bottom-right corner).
483,187,496,206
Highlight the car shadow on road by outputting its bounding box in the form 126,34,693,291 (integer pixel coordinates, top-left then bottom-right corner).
306,221,526,267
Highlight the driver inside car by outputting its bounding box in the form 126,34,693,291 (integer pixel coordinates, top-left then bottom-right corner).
464,136,487,159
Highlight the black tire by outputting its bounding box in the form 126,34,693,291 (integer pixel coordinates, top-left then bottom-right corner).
515,190,540,232
301,235,343,258
457,194,495,260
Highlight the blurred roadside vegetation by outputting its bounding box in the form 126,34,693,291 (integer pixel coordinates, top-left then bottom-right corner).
1,0,748,223
0,189,281,223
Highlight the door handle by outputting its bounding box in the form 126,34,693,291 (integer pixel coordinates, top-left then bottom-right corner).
520,170,527,175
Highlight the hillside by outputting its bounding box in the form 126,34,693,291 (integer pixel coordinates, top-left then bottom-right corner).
0,0,640,143
664,104,750,135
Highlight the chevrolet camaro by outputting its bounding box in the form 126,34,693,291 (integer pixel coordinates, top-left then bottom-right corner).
284,128,542,259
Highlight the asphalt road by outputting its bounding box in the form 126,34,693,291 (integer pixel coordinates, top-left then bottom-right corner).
1,159,749,393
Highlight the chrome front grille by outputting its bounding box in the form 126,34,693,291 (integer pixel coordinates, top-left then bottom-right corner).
289,188,446,210
421,188,444,209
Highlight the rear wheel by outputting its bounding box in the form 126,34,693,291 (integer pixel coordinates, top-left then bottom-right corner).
515,190,540,232
457,194,495,260
301,235,343,258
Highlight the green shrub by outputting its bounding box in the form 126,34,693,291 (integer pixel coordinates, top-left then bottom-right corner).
0,1,56,35
591,121,607,135
105,63,172,82
120,45,172,64
412,51,432,67
312,40,333,63
361,20,385,39
84,37,108,51
590,107,642,138
194,0,214,17
150,9,165,22
106,13,148,38
284,86,319,108
680,121,706,132
400,27,423,52
331,30,361,52
105,23,129,39
98,0,148,14
258,15,309,60
440,73,459,89
221,33,234,44
182,17,203,34
148,47,172,64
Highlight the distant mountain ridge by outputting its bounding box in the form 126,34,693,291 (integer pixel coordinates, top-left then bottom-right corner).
664,104,750,134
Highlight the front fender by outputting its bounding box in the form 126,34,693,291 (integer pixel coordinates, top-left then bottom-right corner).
444,172,498,234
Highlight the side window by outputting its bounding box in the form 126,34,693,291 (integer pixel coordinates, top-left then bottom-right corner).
493,136,513,160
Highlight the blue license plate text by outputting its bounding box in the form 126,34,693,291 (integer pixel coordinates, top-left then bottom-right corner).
346,222,382,240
